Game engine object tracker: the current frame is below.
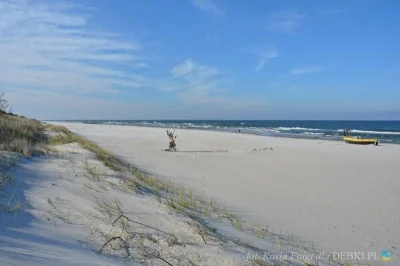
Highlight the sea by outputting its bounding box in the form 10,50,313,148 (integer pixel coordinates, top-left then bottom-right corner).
58,120,400,144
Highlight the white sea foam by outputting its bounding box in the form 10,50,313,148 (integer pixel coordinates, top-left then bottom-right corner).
302,132,324,136
277,127,323,131
350,130,400,135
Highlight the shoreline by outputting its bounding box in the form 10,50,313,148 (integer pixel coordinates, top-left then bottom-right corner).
49,122,400,255
43,121,400,145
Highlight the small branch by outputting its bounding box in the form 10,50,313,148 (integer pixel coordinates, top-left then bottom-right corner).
144,246,175,266
47,198,62,213
151,253,175,266
99,236,131,257
99,225,176,266
179,210,207,244
112,215,178,243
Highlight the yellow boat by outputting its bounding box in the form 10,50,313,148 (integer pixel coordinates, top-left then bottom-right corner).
343,136,379,145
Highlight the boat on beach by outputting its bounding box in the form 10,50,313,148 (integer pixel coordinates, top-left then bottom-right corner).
343,129,379,145
343,136,379,145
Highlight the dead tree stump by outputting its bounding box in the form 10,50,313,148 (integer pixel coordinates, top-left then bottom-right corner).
164,130,178,152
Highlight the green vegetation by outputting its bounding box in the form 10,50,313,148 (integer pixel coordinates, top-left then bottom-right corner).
0,113,47,157
46,124,123,171
83,158,105,181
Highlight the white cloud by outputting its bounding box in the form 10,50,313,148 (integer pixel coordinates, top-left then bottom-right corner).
167,58,261,106
246,44,279,72
266,10,306,34
171,59,219,78
171,59,197,77
191,0,224,16
169,59,228,104
0,0,145,95
291,65,326,75
0,1,266,118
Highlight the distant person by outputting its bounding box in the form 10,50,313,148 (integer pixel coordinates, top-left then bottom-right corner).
239,129,241,133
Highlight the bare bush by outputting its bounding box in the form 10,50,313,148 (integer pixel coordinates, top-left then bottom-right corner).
0,92,9,113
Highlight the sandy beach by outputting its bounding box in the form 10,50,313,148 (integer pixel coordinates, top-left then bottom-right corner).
50,122,400,255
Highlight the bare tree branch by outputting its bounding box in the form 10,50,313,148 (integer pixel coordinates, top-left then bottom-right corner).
0,92,10,113
112,214,178,243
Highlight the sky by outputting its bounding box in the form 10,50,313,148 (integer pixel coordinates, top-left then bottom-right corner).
0,0,399,120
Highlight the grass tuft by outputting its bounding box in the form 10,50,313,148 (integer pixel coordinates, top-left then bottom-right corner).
2,191,25,214
122,178,141,193
46,124,122,171
0,172,13,189
83,158,105,181
94,197,123,220
0,114,46,157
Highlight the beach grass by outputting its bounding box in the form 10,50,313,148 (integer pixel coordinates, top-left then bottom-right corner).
83,157,105,181
46,124,123,171
0,114,47,157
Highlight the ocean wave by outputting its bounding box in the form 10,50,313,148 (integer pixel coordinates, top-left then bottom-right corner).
302,132,324,136
247,127,280,133
104,121,126,125
277,127,323,131
349,130,400,135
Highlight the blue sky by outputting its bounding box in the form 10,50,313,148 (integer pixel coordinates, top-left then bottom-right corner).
1,0,399,120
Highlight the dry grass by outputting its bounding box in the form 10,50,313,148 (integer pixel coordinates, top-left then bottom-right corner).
226,211,243,231
0,171,13,190
252,258,266,266
46,124,123,171
3,199,25,213
94,197,123,220
83,158,105,181
2,191,25,214
0,114,37,214
0,114,47,157
122,178,141,193
251,222,269,239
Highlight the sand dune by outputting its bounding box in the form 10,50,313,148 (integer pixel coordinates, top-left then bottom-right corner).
1,143,247,265
51,122,400,256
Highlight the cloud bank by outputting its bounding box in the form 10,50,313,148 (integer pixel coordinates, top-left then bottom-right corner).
0,0,145,96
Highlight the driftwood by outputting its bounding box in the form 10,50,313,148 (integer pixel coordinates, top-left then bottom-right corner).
163,130,178,152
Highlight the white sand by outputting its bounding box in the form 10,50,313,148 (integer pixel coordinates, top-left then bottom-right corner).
1,143,247,265
50,122,400,257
